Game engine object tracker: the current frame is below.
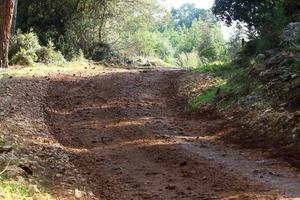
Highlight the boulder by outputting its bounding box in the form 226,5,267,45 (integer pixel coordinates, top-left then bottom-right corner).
5,166,27,178
256,54,266,63
283,22,300,43
266,52,294,68
0,145,12,153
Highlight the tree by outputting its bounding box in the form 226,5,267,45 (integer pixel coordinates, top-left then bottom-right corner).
212,0,300,35
17,0,82,44
171,3,213,28
213,0,275,28
0,0,15,68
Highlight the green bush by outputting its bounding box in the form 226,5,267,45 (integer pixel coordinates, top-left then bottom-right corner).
177,51,202,68
57,31,81,61
91,42,112,61
11,48,37,66
9,31,41,57
9,32,41,65
9,32,66,66
37,41,66,65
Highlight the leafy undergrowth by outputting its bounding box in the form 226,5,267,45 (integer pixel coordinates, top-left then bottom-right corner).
190,62,261,108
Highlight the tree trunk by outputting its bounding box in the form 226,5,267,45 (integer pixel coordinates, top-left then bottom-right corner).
11,0,17,35
0,0,15,68
98,4,107,43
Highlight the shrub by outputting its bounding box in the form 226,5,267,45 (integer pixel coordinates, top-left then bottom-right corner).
9,31,41,57
37,41,66,65
57,31,81,61
11,48,37,66
153,32,175,60
91,42,112,61
9,32,41,65
10,32,66,66
176,51,204,68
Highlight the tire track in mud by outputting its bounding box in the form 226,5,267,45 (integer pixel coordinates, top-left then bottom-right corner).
45,69,298,200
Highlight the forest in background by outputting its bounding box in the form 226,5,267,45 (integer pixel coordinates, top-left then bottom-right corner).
7,0,232,68
0,0,299,69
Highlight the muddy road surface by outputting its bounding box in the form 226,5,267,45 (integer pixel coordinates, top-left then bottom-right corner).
45,69,300,200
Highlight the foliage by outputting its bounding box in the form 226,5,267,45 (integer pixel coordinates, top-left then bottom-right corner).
226,31,243,60
16,1,227,66
9,31,41,60
213,0,283,33
195,22,226,61
17,0,82,44
10,32,65,66
11,48,37,65
37,41,66,65
213,0,293,58
9,31,46,65
177,51,200,68
191,63,259,108
171,3,214,28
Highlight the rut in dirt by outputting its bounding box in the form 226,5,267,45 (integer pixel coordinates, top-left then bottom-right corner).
44,69,296,200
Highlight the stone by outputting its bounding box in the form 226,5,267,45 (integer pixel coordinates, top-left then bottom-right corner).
254,63,266,71
165,185,176,190
267,54,283,67
291,74,298,79
16,176,25,183
283,22,300,43
0,145,12,153
88,191,95,196
28,184,40,193
256,54,266,62
6,166,26,178
74,189,85,199
292,126,300,134
294,111,300,117
264,49,277,57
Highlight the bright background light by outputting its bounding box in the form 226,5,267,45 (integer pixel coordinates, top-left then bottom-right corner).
160,0,234,40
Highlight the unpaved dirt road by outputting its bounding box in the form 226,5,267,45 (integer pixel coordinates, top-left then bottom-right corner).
45,69,300,200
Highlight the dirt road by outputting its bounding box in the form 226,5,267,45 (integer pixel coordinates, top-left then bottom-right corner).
44,69,300,200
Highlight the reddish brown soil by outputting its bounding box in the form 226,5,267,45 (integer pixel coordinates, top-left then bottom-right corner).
43,69,298,199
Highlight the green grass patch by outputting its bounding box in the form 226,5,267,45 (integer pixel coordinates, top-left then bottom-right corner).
0,181,30,198
0,179,54,200
191,62,260,109
0,60,103,79
190,88,218,108
0,139,6,148
192,62,235,76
